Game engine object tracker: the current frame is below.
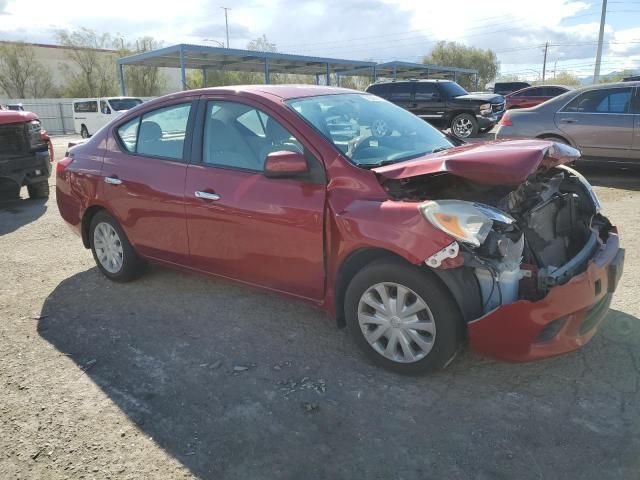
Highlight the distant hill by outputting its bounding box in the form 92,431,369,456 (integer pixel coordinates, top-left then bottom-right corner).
579,69,640,85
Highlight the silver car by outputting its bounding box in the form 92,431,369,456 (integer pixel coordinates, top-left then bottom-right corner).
495,81,640,163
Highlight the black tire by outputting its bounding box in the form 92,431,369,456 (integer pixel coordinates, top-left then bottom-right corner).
450,113,478,139
27,181,49,199
345,258,464,374
81,125,89,139
89,210,145,282
538,134,571,146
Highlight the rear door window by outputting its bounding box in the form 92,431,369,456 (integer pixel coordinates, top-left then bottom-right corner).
389,83,413,101
74,101,98,113
414,82,439,101
137,103,192,159
563,88,632,113
367,83,391,98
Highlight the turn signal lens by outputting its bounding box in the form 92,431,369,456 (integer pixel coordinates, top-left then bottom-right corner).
498,111,513,126
56,156,73,174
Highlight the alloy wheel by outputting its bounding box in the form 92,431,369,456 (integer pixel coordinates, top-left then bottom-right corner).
357,282,436,363
453,117,474,138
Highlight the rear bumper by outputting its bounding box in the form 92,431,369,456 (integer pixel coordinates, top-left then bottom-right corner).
468,230,623,362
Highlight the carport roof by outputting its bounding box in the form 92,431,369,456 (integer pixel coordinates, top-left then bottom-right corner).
117,44,377,76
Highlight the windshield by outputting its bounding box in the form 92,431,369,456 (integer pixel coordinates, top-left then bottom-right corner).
439,82,468,97
108,98,143,111
285,93,454,167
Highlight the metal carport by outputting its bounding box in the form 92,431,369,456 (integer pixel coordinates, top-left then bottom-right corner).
116,44,377,95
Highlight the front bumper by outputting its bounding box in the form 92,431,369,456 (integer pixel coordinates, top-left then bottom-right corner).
477,113,501,129
468,230,623,362
0,150,51,187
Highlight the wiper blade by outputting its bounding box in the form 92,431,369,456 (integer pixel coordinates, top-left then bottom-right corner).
431,146,451,153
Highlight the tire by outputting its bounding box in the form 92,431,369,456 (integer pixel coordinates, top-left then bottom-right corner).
27,181,49,199
80,125,89,139
539,135,571,146
89,210,145,282
345,258,463,374
450,113,478,139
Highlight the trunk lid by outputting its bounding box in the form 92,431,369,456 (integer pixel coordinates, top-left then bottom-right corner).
372,140,580,186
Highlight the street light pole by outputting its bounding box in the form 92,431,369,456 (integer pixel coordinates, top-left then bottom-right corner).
542,42,548,83
593,0,607,84
221,7,231,48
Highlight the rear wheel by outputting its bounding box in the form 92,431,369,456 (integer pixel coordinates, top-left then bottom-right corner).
80,125,89,139
539,134,571,146
345,258,463,374
27,181,49,199
450,113,478,139
89,210,145,282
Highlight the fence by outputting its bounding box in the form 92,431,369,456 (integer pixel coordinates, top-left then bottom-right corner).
1,97,155,135
0,98,75,135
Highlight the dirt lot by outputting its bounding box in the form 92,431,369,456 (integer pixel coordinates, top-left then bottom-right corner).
1,135,639,479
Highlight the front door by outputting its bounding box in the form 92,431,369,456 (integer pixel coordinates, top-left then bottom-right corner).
556,86,634,160
413,82,447,122
184,99,326,300
100,100,195,264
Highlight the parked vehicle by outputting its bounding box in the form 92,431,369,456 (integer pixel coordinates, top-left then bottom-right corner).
56,85,623,373
0,109,52,199
73,97,143,139
493,81,532,96
506,85,571,110
496,81,640,164
4,103,25,111
366,80,505,139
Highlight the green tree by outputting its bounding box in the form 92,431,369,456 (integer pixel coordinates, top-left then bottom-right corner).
56,28,118,97
552,71,581,87
117,37,167,96
0,42,55,98
423,41,499,91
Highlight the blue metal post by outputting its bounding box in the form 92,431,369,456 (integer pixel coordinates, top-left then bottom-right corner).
393,64,397,80
202,68,208,87
179,46,186,90
326,63,330,86
118,63,125,95
264,58,270,84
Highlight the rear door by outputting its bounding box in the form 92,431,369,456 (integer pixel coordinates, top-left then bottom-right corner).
413,82,447,121
555,86,634,160
388,82,415,112
183,98,327,300
101,99,196,264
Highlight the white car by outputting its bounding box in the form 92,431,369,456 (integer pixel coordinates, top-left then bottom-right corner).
73,97,143,138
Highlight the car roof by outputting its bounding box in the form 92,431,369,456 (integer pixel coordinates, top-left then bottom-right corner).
370,79,453,85
185,84,357,100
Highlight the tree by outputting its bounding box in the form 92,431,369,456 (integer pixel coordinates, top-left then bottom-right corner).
0,42,55,98
599,69,637,83
423,41,499,91
247,34,277,53
56,28,118,97
552,71,581,87
118,37,167,96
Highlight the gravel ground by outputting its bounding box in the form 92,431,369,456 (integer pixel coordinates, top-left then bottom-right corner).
1,135,639,479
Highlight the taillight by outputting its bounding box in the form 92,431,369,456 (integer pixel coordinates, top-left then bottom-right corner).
56,156,73,174
498,111,513,126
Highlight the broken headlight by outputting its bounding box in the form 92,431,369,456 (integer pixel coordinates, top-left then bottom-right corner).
419,200,514,248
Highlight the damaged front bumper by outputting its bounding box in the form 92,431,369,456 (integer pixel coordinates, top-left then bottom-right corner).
467,228,624,362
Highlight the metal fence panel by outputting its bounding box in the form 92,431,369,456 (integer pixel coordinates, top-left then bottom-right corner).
0,98,74,134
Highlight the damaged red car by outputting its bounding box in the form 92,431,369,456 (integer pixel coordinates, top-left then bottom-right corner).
56,86,624,373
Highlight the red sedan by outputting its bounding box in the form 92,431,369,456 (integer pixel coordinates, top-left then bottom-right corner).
506,85,571,110
56,85,623,373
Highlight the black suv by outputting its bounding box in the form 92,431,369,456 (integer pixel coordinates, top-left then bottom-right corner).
366,80,505,139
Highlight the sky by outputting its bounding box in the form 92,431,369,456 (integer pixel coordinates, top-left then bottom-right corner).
1,0,639,81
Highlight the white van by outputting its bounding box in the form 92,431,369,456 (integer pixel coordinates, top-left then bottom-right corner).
72,97,143,138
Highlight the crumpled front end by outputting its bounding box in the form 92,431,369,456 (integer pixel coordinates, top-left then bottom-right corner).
379,143,624,362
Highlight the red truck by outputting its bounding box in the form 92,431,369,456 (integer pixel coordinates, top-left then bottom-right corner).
0,109,53,199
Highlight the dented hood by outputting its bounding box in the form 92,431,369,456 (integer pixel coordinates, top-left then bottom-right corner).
372,139,580,185
0,110,39,125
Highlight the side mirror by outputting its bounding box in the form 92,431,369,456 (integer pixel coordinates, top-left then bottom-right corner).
264,150,308,178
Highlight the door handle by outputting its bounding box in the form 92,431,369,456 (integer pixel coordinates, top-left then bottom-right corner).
104,176,122,185
560,118,577,124
195,191,221,201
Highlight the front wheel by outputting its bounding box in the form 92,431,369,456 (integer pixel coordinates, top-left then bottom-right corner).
90,210,145,282
345,259,463,374
450,113,478,139
80,125,89,139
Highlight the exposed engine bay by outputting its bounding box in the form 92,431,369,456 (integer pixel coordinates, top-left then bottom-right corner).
380,164,609,314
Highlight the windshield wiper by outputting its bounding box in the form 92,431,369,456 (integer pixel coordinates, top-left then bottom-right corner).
431,146,452,154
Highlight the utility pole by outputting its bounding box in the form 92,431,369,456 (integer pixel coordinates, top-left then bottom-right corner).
221,7,231,48
593,0,607,84
542,42,548,83
553,59,558,80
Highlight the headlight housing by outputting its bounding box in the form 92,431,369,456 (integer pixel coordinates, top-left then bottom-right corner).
479,103,492,115
419,200,514,247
